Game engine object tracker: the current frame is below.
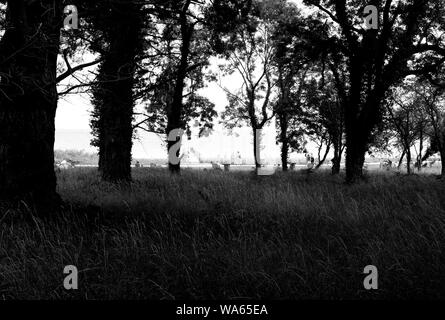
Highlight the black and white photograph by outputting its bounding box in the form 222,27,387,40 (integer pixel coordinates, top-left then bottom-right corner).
0,0,445,311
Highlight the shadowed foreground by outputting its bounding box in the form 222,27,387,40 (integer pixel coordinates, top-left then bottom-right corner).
1,168,445,299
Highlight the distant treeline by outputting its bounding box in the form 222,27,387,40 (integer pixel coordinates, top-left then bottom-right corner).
54,150,98,166
55,150,169,166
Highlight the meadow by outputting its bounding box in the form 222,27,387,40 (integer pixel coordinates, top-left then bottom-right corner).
1,168,445,299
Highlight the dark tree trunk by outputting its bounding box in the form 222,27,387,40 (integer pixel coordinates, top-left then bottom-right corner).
0,1,63,212
167,3,193,174
398,148,406,170
417,132,424,172
406,147,412,175
331,141,342,175
344,91,383,182
330,128,343,175
332,155,341,175
344,67,369,183
279,113,289,171
92,2,143,182
345,130,367,183
315,141,330,169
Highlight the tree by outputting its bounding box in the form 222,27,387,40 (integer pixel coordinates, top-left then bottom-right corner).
304,0,445,182
141,0,251,173
219,0,276,169
269,0,311,171
274,66,308,171
89,0,146,182
0,1,65,212
142,62,217,142
304,78,345,173
386,83,426,174
139,11,218,151
414,81,445,176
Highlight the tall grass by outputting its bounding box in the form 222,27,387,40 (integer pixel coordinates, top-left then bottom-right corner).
1,168,445,299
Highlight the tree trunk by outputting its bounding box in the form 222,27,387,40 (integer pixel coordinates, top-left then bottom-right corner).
92,2,142,182
315,141,330,169
345,130,367,183
279,113,289,171
167,69,186,173
343,52,388,183
417,132,424,172
332,155,341,175
167,8,193,174
253,127,262,170
0,1,63,212
398,148,406,170
331,136,342,175
406,147,412,175
344,94,382,182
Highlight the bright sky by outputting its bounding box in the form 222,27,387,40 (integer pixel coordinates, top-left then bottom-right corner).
55,65,284,160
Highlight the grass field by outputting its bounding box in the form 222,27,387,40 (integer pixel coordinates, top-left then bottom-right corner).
1,168,445,299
